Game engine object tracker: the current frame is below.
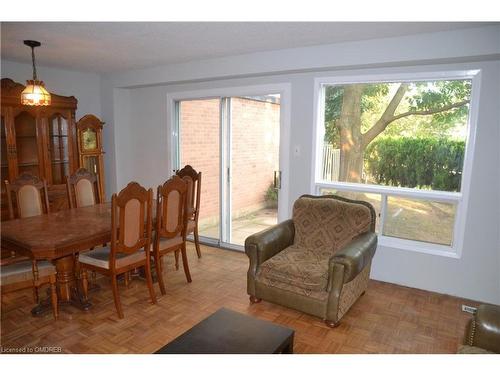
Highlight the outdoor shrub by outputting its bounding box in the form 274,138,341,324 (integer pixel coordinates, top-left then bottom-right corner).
364,137,465,191
264,183,278,208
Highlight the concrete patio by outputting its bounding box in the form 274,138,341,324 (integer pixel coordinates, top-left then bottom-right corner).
197,208,278,246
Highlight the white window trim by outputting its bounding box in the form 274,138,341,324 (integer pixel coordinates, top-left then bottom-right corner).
311,69,481,258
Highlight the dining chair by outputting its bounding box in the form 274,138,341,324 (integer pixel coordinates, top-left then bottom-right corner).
152,175,192,295
78,181,157,319
66,168,103,287
66,167,102,208
2,173,57,320
5,173,50,220
4,173,49,261
175,165,202,263
1,257,58,320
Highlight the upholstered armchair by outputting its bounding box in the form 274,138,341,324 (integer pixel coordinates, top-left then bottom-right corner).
458,304,500,354
245,194,377,327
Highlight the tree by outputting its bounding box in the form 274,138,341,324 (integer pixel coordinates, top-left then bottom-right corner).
324,80,471,182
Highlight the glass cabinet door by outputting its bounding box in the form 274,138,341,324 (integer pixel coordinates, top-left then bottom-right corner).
14,111,40,177
48,114,70,184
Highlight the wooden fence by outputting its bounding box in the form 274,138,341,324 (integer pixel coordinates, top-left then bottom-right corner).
322,143,340,181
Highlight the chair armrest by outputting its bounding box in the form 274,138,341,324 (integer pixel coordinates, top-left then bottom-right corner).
465,304,500,353
329,232,377,283
245,219,295,272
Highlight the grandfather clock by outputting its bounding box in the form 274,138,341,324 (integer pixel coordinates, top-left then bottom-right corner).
76,114,105,200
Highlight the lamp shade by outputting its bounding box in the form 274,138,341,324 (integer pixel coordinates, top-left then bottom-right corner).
21,80,51,106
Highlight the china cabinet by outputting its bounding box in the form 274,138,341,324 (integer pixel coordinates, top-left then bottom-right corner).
1,78,105,220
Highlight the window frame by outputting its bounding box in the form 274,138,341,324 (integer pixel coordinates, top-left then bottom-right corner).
311,69,481,258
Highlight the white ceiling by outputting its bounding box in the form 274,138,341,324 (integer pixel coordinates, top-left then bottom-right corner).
1,22,491,73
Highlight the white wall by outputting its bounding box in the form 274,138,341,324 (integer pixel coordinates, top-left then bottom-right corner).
102,25,500,304
107,25,500,88
1,59,101,118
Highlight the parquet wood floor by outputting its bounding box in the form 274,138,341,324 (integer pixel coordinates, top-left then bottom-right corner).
0,244,477,354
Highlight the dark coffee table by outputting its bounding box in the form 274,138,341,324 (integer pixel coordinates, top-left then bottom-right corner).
155,308,294,354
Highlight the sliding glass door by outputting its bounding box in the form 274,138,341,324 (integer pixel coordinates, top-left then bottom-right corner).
177,98,221,240
228,96,280,246
175,94,282,249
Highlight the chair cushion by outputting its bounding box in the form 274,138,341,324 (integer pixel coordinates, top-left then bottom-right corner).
256,244,334,300
0,260,55,286
292,196,372,253
79,247,146,269
158,236,183,250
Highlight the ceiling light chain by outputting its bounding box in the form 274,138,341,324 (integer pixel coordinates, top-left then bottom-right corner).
30,43,38,81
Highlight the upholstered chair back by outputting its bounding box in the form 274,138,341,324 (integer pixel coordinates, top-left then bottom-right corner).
176,165,201,220
111,182,153,258
18,185,43,217
292,195,375,253
75,179,95,207
67,168,101,208
183,176,194,217
156,175,188,240
5,173,50,219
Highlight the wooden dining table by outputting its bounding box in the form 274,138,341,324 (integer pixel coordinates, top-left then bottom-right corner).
1,203,115,315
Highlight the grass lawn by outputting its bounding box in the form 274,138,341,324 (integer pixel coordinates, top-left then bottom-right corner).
321,190,455,246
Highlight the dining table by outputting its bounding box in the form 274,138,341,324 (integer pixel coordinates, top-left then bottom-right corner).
1,203,115,315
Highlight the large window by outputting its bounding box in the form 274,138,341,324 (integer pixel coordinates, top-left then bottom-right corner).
313,71,479,256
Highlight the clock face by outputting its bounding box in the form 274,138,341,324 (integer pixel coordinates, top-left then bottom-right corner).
82,128,97,151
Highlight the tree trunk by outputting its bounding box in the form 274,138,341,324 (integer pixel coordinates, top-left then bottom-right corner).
338,84,364,183
334,82,464,184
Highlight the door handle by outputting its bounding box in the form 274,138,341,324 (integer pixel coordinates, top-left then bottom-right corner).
273,170,281,189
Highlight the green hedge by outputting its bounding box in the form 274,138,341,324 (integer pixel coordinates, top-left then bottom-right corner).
364,137,465,191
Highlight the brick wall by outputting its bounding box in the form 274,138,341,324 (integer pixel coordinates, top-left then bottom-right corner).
230,97,280,216
180,97,280,227
180,99,221,223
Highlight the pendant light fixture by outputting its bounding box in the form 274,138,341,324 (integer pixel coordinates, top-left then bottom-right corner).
20,40,51,106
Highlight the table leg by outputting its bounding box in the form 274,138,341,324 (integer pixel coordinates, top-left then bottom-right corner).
58,255,92,311
282,337,294,354
56,255,74,302
31,254,92,316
